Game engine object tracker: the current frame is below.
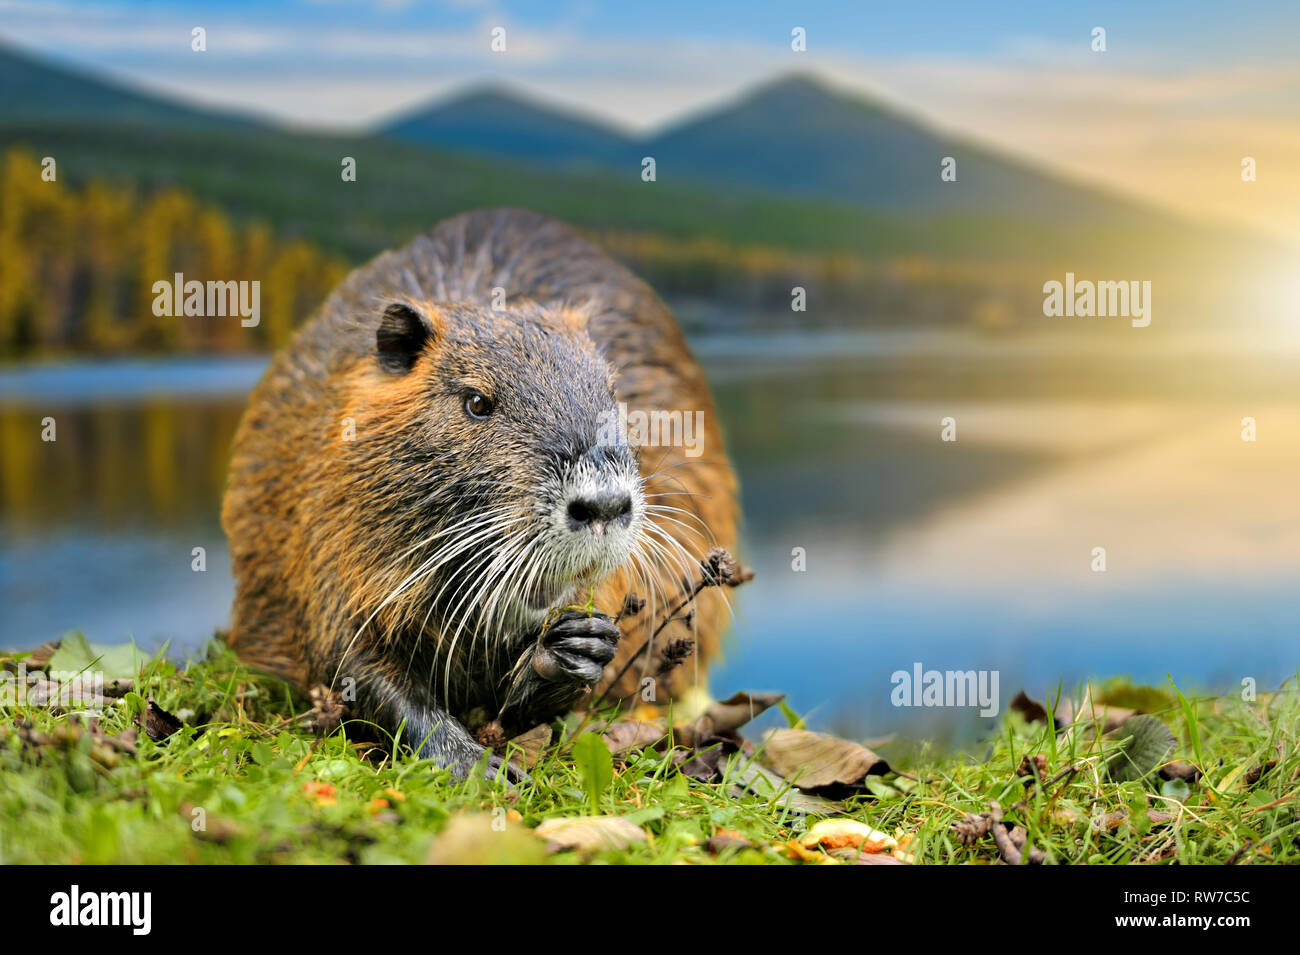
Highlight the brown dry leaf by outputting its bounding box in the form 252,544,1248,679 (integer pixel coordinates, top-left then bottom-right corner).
138,697,183,742
600,718,668,754
1012,688,1134,733
1009,690,1051,724
101,678,134,698
534,815,647,854
505,723,552,770
10,639,62,670
674,736,739,782
1158,760,1202,783
1244,760,1277,786
799,818,897,853
762,728,890,789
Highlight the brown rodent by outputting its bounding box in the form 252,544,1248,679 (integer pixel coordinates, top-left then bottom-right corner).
222,208,738,779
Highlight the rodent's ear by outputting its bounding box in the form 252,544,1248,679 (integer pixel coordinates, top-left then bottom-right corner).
376,303,433,374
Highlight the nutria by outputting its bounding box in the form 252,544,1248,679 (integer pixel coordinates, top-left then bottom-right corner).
222,208,738,779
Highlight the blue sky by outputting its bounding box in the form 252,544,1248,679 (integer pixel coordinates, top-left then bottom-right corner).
3,1,1298,236
22,1,1293,62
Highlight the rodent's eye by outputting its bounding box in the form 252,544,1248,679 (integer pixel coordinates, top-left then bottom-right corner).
464,392,493,420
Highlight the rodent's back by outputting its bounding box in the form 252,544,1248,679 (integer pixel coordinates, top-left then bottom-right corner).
223,208,737,702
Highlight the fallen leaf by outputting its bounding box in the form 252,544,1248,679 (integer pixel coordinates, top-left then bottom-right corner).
1245,760,1278,786
1013,688,1136,733
729,760,843,816
426,814,547,865
534,815,647,854
600,718,667,754
674,734,740,782
1158,760,1202,783
783,840,837,863
138,697,183,742
1009,690,1051,724
22,639,61,669
505,723,552,769
46,633,151,683
799,818,897,853
1094,683,1175,713
762,728,890,789
953,811,992,846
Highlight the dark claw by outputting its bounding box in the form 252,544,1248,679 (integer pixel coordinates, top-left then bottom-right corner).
552,635,617,677
427,728,530,787
447,749,530,786
484,752,531,786
534,610,621,685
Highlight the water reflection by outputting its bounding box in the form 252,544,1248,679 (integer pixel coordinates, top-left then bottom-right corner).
2,333,1298,740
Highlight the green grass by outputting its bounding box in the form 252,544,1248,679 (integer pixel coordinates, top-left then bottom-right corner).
1,640,1296,864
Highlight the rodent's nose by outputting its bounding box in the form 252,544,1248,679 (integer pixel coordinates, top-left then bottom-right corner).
566,491,633,532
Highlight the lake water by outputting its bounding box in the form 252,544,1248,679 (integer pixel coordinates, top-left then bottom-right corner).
3,326,1299,742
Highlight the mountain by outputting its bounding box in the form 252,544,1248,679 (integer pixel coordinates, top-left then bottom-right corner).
0,41,1250,279
2,35,1155,232
0,40,257,128
0,43,1269,338
381,86,634,168
644,74,1139,222
382,73,1150,225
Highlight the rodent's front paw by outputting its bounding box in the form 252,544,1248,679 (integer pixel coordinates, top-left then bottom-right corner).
533,609,620,686
422,718,530,787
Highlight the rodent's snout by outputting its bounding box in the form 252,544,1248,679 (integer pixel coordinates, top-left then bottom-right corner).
553,440,642,542
565,488,633,534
